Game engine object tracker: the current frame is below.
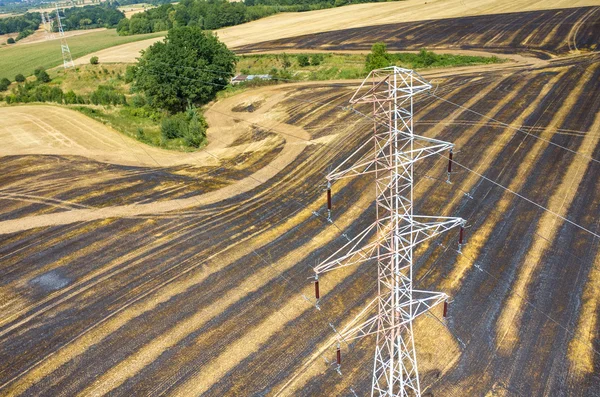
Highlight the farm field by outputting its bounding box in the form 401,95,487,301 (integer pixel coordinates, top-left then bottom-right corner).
0,29,165,80
73,0,600,65
1,0,600,395
0,41,599,396
237,6,600,57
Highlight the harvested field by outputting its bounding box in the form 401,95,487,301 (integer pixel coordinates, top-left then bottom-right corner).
237,6,600,57
72,0,599,64
1,46,599,397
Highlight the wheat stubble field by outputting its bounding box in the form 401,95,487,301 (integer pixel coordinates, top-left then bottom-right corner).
1,3,600,397
74,0,599,64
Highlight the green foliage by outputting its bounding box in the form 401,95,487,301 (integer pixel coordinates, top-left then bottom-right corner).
0,77,10,91
131,94,146,107
134,26,236,114
14,73,25,82
90,85,127,106
15,28,34,40
310,53,324,66
90,56,99,65
278,53,291,69
297,54,309,67
6,37,15,44
160,105,207,147
35,69,51,83
49,4,125,31
124,65,138,83
0,12,40,36
365,42,392,71
160,112,186,139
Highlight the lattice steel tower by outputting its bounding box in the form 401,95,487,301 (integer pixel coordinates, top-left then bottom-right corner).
314,67,465,396
40,11,56,40
55,3,75,69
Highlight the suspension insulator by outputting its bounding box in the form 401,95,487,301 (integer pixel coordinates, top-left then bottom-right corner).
459,225,464,246
447,150,453,174
337,346,341,365
327,188,332,211
443,300,448,318
315,280,320,300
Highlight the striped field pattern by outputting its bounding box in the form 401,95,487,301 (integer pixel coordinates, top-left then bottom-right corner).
1,25,600,397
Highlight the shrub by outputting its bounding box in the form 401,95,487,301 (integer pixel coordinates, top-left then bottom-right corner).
297,54,310,67
90,85,127,106
365,42,392,71
36,70,51,83
7,37,15,44
310,53,324,66
160,113,187,140
15,74,25,82
124,65,137,83
0,78,10,91
131,94,146,108
90,56,99,65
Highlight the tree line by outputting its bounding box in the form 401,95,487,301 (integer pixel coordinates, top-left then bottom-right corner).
49,4,125,31
0,12,40,38
116,0,389,35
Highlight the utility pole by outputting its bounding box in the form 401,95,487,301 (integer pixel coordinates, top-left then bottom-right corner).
314,67,465,396
55,3,75,69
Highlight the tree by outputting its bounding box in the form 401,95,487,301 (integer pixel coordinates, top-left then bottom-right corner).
36,69,51,83
134,26,236,114
365,42,392,71
90,56,99,65
15,74,25,82
0,78,10,91
7,37,15,44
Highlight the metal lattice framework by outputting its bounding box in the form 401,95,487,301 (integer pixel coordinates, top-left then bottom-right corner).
314,67,465,396
55,4,75,69
41,11,56,40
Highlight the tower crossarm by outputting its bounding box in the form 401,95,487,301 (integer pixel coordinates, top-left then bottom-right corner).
337,290,447,344
335,296,380,343
396,290,448,321
314,220,384,275
407,216,465,247
327,137,453,182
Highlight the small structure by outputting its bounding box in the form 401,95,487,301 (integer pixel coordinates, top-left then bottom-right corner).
231,74,272,85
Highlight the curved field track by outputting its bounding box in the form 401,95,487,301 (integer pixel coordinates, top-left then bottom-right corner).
237,6,600,57
1,53,600,397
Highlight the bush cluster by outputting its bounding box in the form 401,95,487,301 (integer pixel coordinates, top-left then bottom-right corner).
89,85,127,106
161,106,207,147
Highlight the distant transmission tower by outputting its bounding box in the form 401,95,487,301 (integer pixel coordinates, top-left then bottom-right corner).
40,11,56,40
314,67,466,396
55,3,75,69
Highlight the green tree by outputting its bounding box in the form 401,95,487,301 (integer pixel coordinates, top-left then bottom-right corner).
297,54,309,67
134,26,236,114
0,78,10,91
90,56,99,65
365,42,392,71
14,74,25,83
7,37,15,44
36,70,51,83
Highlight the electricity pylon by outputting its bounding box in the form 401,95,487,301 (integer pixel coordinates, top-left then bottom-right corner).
41,11,56,40
314,67,465,396
55,4,75,69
